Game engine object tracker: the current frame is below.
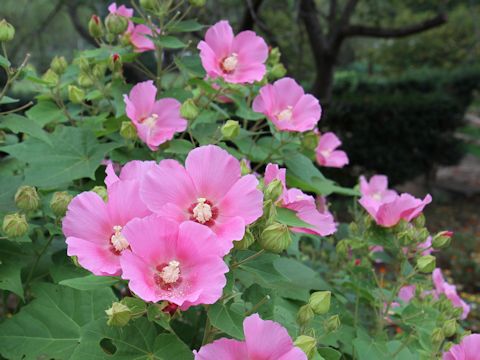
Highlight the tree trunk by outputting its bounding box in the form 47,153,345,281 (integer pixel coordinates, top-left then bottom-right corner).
311,53,337,103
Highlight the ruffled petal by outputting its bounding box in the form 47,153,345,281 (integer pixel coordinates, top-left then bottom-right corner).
194,338,248,360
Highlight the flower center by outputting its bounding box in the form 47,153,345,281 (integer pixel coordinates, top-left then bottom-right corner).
110,225,129,252
154,260,182,290
192,198,212,224
372,192,382,201
221,53,238,73
141,113,158,127
277,106,293,122
320,149,332,158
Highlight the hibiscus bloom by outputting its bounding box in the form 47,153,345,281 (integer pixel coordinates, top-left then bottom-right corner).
128,23,156,53
264,163,336,236
315,132,349,168
194,313,307,360
198,20,268,84
140,145,263,254
443,334,480,360
433,268,470,320
108,2,134,18
252,77,321,132
105,160,156,188
124,81,187,151
359,174,398,206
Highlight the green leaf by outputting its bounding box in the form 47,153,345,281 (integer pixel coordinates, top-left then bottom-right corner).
0,259,24,299
0,171,23,214
0,96,19,105
147,304,174,332
317,347,342,360
169,20,204,32
175,55,205,78
157,35,187,49
2,127,120,188
59,275,119,290
25,101,67,127
165,139,195,155
208,301,245,339
0,54,11,68
0,114,51,144
276,207,314,229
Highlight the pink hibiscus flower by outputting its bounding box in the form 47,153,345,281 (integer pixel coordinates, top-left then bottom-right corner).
315,132,349,168
198,20,268,84
108,2,134,18
398,285,416,303
194,313,307,360
252,77,321,132
443,334,480,360
128,23,156,53
140,145,264,254
63,167,151,276
264,163,336,236
124,81,187,151
360,175,398,205
433,268,470,320
120,215,228,308
105,160,156,188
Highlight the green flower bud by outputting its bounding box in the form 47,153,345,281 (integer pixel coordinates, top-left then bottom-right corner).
0,19,15,42
92,186,108,202
120,121,137,140
452,307,463,318
109,53,122,72
75,57,90,72
88,15,104,38
42,69,59,87
221,120,240,140
240,159,251,175
92,63,107,80
264,179,283,202
140,0,158,10
262,200,277,225
105,302,132,327
77,73,94,88
259,222,291,253
432,231,453,250
50,191,73,217
297,304,314,326
234,227,255,250
413,213,425,228
443,319,457,338
68,85,85,104
2,213,28,238
50,56,68,75
189,0,206,6
294,335,316,359
431,328,444,346
336,239,348,257
180,99,199,120
417,255,436,273
268,47,281,65
105,13,129,35
324,315,341,332
15,185,40,211
269,63,287,79
309,291,331,315
301,131,319,151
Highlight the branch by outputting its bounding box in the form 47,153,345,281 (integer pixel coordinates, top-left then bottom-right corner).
299,0,327,54
343,13,447,38
239,0,265,31
338,0,359,29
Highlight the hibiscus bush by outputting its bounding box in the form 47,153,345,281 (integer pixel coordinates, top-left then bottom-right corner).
0,2,476,359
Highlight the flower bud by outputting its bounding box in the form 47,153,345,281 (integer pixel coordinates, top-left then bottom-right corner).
443,319,457,338
417,255,436,273
50,56,68,75
105,302,132,327
77,73,94,88
92,63,107,80
15,185,40,211
264,179,283,202
413,213,425,228
109,53,122,72
452,307,463,319
294,335,316,359
221,120,240,140
68,85,85,104
91,186,108,202
180,99,199,120
105,13,129,35
259,222,291,253
0,20,15,42
75,57,90,72
301,131,319,151
2,213,28,238
50,191,73,217
336,239,348,257
308,291,331,315
88,15,104,38
268,47,281,65
432,231,453,250
140,0,158,10
189,0,206,6
269,63,286,79
431,328,444,346
233,227,255,250
296,304,314,326
324,315,341,332
120,121,137,140
42,69,59,87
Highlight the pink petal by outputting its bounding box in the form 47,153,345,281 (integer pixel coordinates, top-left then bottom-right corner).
317,132,341,151
252,83,277,119
273,78,305,110
130,24,155,53
398,285,416,303
232,30,268,65
432,268,446,293
319,150,349,168
124,80,156,122
119,160,156,181
278,348,308,360
105,163,120,188
264,163,287,188
204,20,233,58
194,338,248,360
120,250,159,302
176,221,224,260
290,93,320,132
460,334,480,358
107,180,151,226
211,217,246,254
198,42,222,78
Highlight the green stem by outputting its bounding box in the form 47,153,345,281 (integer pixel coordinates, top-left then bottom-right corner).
201,311,213,346
231,249,265,269
24,236,54,293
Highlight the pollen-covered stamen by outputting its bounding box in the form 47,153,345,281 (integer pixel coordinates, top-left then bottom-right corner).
141,113,158,127
110,225,129,252
159,260,181,284
192,198,213,224
320,149,332,158
372,193,382,201
221,53,238,73
277,106,293,122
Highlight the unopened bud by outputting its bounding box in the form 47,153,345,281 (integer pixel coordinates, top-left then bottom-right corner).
120,121,137,140
50,191,73,217
324,315,341,332
443,319,457,337
50,56,68,75
2,213,28,238
431,328,444,346
68,85,85,104
234,227,255,250
309,291,331,315
268,47,281,65
413,214,425,228
297,304,314,326
109,53,122,72
75,57,90,72
15,185,40,211
92,63,107,80
294,335,316,359
452,307,463,319
105,302,131,327
432,231,453,250
180,99,199,120
42,69,59,87
259,222,291,253
189,0,206,6
0,20,15,42
269,63,286,79
77,73,94,88
140,0,158,10
105,13,128,35
301,131,319,151
264,179,283,202
91,186,108,202
89,15,104,38
417,255,436,273
221,120,240,140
